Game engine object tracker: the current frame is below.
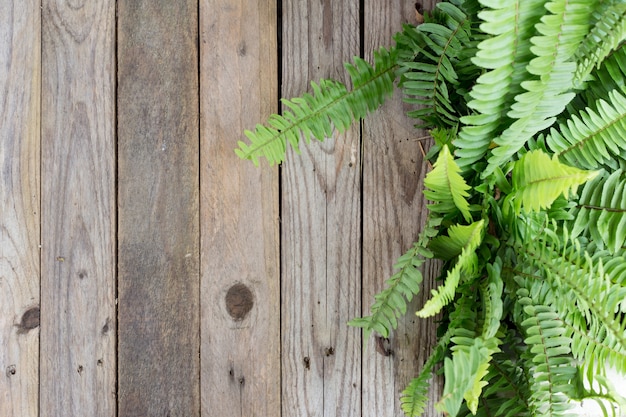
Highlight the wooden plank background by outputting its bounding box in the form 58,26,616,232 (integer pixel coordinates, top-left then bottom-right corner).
0,1,440,416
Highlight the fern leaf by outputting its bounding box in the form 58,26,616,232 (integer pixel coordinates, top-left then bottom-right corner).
574,2,626,86
424,144,473,222
517,224,626,375
577,44,626,114
401,330,451,417
454,0,546,170
518,290,577,417
349,217,441,341
547,90,626,171
395,2,474,128
417,219,485,318
235,47,397,165
436,338,490,417
570,169,626,253
481,260,504,340
486,0,592,174
509,149,598,214
429,220,487,260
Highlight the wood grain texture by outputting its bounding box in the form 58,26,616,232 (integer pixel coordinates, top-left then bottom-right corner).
199,2,280,416
0,2,40,416
362,1,442,416
281,1,362,416
40,0,116,415
117,1,200,415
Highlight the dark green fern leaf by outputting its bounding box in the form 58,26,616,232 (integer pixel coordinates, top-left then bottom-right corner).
395,2,474,128
518,287,577,417
235,47,397,165
570,169,626,253
547,90,626,171
401,330,451,417
574,2,626,87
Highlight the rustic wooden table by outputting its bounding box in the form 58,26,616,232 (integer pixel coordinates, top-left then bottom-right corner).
1,1,440,416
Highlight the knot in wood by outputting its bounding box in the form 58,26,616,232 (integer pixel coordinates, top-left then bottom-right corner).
225,283,254,321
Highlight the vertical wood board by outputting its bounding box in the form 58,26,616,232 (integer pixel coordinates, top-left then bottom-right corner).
40,0,116,415
200,1,280,416
117,1,200,415
281,1,362,416
362,1,442,416
0,2,40,416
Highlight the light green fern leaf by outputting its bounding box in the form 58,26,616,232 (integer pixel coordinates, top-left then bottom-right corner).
424,144,473,222
486,0,593,174
509,149,598,214
417,219,485,318
436,338,490,417
429,220,487,261
454,0,546,170
235,47,397,165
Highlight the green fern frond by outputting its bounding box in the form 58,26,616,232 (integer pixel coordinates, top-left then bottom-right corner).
517,225,626,374
424,144,473,222
458,357,530,417
508,149,598,214
429,220,486,260
547,90,626,171
518,289,577,417
395,2,474,128
481,260,504,340
436,337,491,417
486,0,592,174
574,2,626,87
235,47,397,165
417,219,485,318
348,217,441,341
577,45,626,112
454,0,546,170
570,169,626,253
401,330,452,417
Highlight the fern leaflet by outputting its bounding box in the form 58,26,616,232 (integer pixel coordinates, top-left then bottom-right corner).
235,47,397,165
508,149,598,214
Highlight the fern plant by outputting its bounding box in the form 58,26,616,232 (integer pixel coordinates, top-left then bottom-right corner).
237,0,626,416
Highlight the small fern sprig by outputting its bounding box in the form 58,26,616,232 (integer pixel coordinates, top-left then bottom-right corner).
348,217,441,342
235,47,397,165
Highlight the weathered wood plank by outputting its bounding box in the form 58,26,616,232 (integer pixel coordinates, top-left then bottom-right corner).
199,2,280,416
40,0,116,415
0,2,40,416
362,2,442,416
281,1,362,416
117,1,200,415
